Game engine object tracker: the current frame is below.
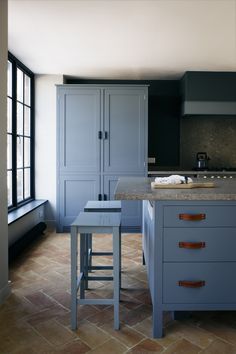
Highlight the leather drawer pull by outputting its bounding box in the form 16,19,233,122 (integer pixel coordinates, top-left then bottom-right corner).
179,213,206,221
179,241,206,249
178,280,205,288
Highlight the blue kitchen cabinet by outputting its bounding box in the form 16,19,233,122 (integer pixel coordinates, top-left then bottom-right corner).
104,88,147,174
57,174,100,232
142,200,236,338
57,85,148,232
57,87,101,173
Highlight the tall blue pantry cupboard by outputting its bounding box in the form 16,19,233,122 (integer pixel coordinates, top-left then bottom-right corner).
56,85,148,232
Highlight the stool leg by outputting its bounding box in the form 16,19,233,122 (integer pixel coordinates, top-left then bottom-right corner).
71,225,78,330
84,234,89,290
80,233,85,299
113,226,120,330
88,234,92,271
119,227,121,290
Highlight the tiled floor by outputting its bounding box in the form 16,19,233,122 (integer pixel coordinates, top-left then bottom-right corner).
1,230,236,353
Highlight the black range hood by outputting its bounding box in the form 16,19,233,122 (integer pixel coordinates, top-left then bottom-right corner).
182,71,236,116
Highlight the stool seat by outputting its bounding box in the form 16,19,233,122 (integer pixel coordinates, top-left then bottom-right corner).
71,211,121,332
84,200,121,212
72,212,121,229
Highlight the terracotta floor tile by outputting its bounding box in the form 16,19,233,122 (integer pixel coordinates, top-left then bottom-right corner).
200,319,236,345
101,323,145,348
122,304,152,326
26,304,69,326
200,338,236,354
87,338,127,354
33,318,76,346
120,292,142,310
0,321,53,354
87,307,115,326
45,289,71,309
4,230,236,353
127,338,164,353
56,339,91,354
25,290,57,309
75,320,110,349
164,338,201,354
176,322,215,349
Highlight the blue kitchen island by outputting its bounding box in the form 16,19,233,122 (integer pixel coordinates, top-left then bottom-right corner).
114,177,236,338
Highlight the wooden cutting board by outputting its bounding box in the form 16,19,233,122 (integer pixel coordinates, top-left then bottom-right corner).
151,181,215,189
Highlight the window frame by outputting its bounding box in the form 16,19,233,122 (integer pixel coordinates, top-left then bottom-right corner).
8,52,35,212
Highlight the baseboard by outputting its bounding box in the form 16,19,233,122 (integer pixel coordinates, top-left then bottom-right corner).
0,282,11,305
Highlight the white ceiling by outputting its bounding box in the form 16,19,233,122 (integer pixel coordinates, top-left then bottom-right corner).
8,0,236,79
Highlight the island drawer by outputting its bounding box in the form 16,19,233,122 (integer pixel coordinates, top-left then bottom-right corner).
163,228,236,262
163,262,236,304
163,205,236,227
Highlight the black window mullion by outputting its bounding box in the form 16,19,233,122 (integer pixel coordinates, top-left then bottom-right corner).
22,73,25,200
11,59,17,208
30,73,35,199
8,52,35,211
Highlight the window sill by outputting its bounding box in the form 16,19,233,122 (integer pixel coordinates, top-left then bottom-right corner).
8,200,47,225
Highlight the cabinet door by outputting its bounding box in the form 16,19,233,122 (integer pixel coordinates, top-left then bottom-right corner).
57,88,101,173
58,174,100,231
103,88,147,174
104,175,142,232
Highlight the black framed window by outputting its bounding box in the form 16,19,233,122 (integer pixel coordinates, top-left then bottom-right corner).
7,53,35,210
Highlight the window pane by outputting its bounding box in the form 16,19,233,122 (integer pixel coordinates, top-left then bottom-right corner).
24,106,30,136
24,137,30,167
17,169,23,202
8,61,12,97
7,171,12,206
7,134,12,169
24,75,31,106
17,102,23,135
24,168,30,199
17,136,23,168
17,68,24,102
7,98,12,133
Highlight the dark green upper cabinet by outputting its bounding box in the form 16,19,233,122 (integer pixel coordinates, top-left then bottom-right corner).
182,71,236,116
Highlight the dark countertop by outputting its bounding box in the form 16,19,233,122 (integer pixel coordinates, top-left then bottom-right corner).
114,177,236,201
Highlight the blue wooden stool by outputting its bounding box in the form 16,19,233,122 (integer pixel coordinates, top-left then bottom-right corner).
70,211,121,331
84,201,121,274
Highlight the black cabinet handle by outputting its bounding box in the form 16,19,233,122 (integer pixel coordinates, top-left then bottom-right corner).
98,194,102,201
104,194,107,201
98,131,102,140
104,131,108,140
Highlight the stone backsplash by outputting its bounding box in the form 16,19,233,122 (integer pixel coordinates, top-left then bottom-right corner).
180,116,236,169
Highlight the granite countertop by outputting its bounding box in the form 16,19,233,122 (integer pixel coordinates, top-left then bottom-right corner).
114,177,236,201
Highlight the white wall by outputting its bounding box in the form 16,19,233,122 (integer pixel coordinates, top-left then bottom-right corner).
0,0,10,303
35,75,63,228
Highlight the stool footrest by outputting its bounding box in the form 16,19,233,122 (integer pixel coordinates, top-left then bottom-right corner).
91,251,113,256
78,298,115,305
88,265,113,271
86,276,113,281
